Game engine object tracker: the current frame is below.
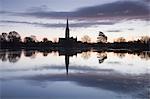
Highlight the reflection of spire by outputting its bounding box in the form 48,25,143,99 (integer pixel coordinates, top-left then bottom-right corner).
65,54,69,75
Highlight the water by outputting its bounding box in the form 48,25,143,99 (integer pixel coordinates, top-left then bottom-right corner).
0,50,150,99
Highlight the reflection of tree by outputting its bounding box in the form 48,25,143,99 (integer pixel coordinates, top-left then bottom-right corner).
114,52,150,60
0,51,22,63
81,51,91,60
43,51,48,56
24,51,36,58
138,52,150,60
97,52,107,64
7,51,21,63
0,52,7,62
116,53,126,58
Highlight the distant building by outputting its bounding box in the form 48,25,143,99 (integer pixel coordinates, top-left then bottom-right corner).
59,19,77,47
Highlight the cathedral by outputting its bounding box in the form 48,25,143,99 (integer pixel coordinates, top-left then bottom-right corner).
59,19,77,47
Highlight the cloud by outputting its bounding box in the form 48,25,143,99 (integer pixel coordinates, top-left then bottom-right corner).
128,28,134,30
0,1,149,29
13,1,149,20
26,5,49,12
38,73,149,99
2,72,149,99
143,0,150,2
107,61,121,64
0,64,113,73
0,11,13,14
107,30,121,32
0,20,115,28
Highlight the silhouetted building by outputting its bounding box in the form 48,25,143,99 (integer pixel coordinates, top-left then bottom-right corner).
59,19,77,47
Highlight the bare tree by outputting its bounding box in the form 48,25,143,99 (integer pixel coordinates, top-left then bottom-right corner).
81,35,91,43
115,37,126,42
139,36,150,43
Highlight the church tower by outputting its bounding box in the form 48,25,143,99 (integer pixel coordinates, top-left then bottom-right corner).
65,19,69,39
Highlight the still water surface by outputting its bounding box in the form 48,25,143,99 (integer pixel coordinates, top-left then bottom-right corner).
0,50,150,99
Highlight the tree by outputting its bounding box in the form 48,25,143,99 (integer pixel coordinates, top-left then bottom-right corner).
0,35,2,42
97,31,107,43
139,36,150,43
43,37,48,42
24,35,37,43
53,38,58,43
81,35,91,43
0,33,8,42
115,37,126,42
8,31,21,42
24,37,34,43
30,35,37,42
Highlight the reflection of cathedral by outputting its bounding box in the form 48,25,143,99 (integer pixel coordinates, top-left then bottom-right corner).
65,55,69,75
59,19,77,47
59,49,77,75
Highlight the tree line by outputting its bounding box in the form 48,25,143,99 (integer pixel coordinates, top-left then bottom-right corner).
0,31,150,50
1,31,150,43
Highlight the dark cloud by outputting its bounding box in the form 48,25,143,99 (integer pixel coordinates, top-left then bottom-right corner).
0,1,149,29
143,0,150,2
107,28,134,32
2,72,149,99
107,30,121,32
107,61,121,64
27,5,49,12
0,64,113,72
0,20,115,28
128,28,134,30
0,11,13,14
14,1,149,20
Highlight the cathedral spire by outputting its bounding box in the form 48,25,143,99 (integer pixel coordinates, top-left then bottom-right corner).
66,19,69,29
65,19,69,39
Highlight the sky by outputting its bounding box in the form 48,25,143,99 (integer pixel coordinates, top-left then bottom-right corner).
0,0,149,42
